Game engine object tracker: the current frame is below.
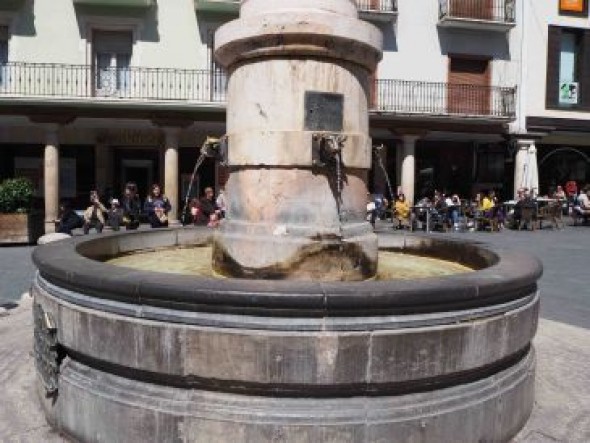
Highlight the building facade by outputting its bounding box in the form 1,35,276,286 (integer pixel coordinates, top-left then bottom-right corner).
514,0,590,197
0,0,541,233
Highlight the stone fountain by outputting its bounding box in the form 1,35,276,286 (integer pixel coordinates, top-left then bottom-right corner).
32,1,541,442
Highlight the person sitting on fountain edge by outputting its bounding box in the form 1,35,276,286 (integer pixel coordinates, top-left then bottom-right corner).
144,183,171,228
56,199,83,235
121,182,141,230
393,193,410,230
83,190,107,234
193,186,221,228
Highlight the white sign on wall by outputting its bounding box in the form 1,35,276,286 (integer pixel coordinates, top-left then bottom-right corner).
559,82,579,105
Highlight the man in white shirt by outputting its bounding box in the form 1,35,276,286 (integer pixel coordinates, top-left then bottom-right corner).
573,186,590,224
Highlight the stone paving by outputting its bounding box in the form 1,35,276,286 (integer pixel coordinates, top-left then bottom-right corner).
0,224,589,442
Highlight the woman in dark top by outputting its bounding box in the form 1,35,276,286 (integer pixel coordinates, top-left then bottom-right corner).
56,200,83,235
121,182,141,230
144,183,171,228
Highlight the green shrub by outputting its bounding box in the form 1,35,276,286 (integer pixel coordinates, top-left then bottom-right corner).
0,177,35,213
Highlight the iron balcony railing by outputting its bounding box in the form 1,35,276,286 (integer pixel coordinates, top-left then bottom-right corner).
373,79,516,118
195,0,398,14
439,0,515,23
356,0,398,14
0,62,227,103
0,63,516,119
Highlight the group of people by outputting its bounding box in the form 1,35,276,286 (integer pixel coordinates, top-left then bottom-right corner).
55,182,226,236
371,182,590,232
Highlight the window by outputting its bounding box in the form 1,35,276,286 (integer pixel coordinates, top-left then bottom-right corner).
559,31,580,105
546,26,590,109
0,26,8,87
93,31,132,96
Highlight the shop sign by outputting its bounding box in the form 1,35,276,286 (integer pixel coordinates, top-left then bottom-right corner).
560,0,585,13
559,81,579,105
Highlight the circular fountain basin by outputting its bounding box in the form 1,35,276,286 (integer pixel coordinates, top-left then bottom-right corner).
105,246,473,280
32,228,541,443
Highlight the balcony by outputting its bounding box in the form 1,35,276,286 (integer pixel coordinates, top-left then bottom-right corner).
373,79,516,120
0,63,515,121
73,0,154,7
0,63,227,106
194,0,398,21
357,0,398,22
194,0,239,14
438,0,516,32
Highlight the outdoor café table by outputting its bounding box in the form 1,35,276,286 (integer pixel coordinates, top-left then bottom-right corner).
410,205,432,232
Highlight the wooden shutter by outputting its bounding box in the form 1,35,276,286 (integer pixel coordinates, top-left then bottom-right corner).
448,57,491,115
546,26,562,108
450,0,493,20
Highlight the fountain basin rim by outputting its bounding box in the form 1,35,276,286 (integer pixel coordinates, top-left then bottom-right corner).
32,228,542,316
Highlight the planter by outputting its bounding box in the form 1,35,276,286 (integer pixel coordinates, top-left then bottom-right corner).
0,213,44,245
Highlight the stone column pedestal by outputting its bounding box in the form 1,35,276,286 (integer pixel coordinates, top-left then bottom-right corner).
43,128,59,234
213,0,383,281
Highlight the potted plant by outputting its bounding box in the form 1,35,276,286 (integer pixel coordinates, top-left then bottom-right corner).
0,177,44,244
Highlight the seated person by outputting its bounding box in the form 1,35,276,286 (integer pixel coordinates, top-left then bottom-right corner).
447,194,461,227
481,192,494,214
194,187,221,228
513,189,536,228
121,182,141,230
56,200,83,235
430,192,448,230
373,194,389,220
366,198,376,228
144,184,171,229
216,188,227,219
554,185,566,201
83,190,107,235
107,198,124,231
393,193,410,229
573,186,590,223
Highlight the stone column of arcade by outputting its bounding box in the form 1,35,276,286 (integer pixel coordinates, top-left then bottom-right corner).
400,134,420,204
43,126,59,234
213,0,382,281
164,127,180,225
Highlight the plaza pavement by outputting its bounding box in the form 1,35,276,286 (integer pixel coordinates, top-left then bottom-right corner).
0,223,589,442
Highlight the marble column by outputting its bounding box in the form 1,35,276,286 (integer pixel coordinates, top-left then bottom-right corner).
164,128,180,224
44,127,60,234
401,135,419,205
513,140,539,197
395,142,403,191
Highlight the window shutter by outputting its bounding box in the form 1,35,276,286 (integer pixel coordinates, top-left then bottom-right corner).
0,26,8,41
579,30,590,108
546,26,561,108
